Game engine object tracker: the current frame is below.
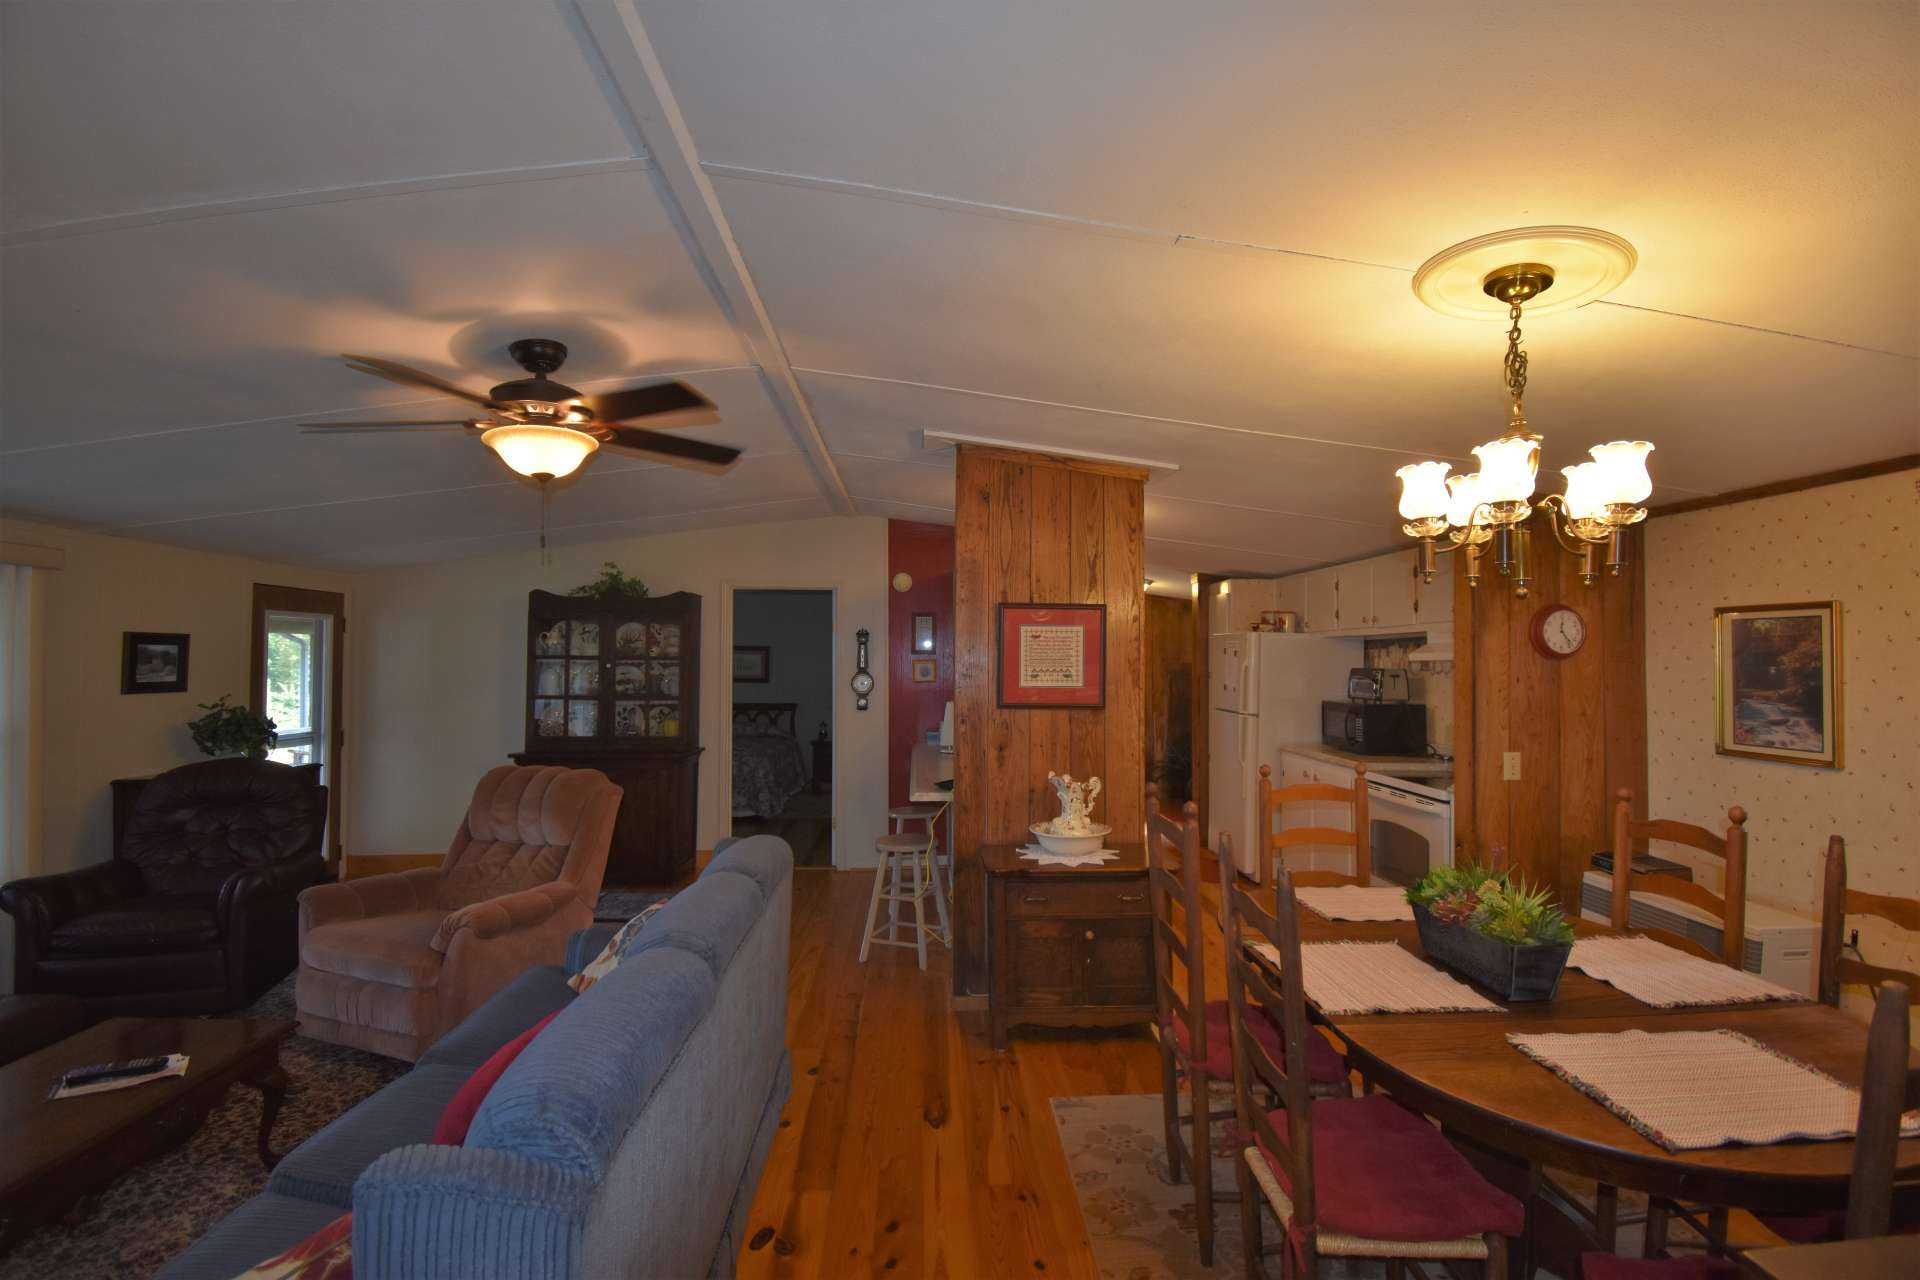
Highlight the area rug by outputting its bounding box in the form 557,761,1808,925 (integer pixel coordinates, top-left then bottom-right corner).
593,889,672,922
0,978,407,1280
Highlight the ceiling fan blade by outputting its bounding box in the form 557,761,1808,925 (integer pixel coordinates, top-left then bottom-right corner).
300,420,478,433
583,380,719,428
340,354,499,409
602,424,742,474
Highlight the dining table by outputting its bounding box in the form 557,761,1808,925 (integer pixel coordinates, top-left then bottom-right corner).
1260,909,1920,1276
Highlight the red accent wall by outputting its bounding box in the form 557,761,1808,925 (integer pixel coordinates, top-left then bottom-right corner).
887,520,956,806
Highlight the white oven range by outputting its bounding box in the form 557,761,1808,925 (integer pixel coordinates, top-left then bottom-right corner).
1367,771,1454,889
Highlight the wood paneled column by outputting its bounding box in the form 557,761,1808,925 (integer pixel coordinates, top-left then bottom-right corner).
952,444,1147,996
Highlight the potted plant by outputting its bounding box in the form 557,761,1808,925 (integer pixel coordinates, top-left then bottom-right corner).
187,695,279,760
1405,863,1575,1002
568,562,649,601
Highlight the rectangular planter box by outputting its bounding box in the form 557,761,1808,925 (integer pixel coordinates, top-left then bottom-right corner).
1411,902,1571,1002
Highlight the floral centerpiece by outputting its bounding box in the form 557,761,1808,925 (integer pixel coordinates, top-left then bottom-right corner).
1405,863,1574,1001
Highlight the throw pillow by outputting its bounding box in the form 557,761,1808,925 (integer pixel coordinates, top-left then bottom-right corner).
230,1211,352,1279
433,1009,562,1146
567,900,667,994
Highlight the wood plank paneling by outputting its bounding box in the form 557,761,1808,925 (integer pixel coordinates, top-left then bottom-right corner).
1142,594,1194,798
1189,573,1223,835
952,444,1149,995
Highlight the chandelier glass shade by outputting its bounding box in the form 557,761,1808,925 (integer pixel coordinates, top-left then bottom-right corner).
481,423,599,480
1396,232,1653,596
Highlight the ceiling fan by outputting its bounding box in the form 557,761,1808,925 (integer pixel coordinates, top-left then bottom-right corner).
302,337,741,480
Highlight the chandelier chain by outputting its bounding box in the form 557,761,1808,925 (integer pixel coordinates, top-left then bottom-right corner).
1503,298,1528,406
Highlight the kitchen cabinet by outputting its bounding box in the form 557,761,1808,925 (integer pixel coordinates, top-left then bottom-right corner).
1414,557,1453,628
1302,568,1340,632
1220,577,1279,632
1280,549,1444,637
1273,575,1306,620
1364,551,1420,630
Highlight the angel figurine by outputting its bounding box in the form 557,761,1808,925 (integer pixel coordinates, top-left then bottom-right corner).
1045,772,1103,835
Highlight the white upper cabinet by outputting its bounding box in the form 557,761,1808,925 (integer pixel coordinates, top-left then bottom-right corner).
1221,578,1280,632
1273,575,1306,619
1276,547,1448,636
1302,567,1340,632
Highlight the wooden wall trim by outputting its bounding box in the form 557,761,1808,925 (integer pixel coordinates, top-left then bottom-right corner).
251,583,348,867
1649,455,1918,520
1190,574,1223,837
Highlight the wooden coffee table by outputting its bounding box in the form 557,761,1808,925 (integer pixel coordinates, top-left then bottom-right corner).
0,1016,293,1250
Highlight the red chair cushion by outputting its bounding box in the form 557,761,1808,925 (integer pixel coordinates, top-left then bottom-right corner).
1255,1094,1525,1242
432,1010,561,1146
1166,999,1347,1083
1580,1254,1738,1280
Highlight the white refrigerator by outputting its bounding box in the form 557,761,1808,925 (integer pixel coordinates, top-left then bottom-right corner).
1209,631,1361,878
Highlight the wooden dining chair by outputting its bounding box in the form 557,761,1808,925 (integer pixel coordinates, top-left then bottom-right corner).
1818,834,1920,1007
1222,855,1523,1278
1609,789,1749,968
1257,761,1371,887
1580,981,1915,1279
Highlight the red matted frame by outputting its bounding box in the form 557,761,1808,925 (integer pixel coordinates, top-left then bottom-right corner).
996,603,1105,708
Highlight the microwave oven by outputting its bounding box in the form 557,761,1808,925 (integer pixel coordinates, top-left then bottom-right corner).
1321,700,1427,756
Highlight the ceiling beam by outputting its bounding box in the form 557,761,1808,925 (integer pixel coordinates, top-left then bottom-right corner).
576,0,855,515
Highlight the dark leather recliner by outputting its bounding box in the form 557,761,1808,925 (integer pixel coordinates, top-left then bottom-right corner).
1,758,329,1015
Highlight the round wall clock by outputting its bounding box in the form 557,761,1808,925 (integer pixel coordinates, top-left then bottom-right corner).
1529,603,1587,660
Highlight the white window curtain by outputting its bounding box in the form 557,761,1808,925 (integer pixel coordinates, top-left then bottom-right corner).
0,563,41,993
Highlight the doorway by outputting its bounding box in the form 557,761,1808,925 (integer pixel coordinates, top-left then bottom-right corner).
728,588,834,867
251,584,345,867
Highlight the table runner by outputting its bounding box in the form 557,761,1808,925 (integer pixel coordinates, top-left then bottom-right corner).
1568,935,1800,1008
1295,885,1415,923
1249,940,1502,1015
1507,1028,1920,1152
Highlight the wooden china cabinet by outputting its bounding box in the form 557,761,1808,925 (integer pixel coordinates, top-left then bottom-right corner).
511,589,702,886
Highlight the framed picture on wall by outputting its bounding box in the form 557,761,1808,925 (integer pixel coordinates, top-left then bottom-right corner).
733,644,771,683
911,657,938,683
912,612,936,654
996,603,1105,708
121,632,189,694
1714,600,1842,769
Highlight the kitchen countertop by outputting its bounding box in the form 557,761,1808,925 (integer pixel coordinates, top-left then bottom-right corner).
1277,743,1454,779
909,741,955,802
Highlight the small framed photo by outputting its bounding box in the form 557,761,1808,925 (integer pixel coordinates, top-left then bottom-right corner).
1714,601,1843,769
911,657,938,684
122,632,189,694
912,612,937,654
733,645,770,683
997,603,1105,709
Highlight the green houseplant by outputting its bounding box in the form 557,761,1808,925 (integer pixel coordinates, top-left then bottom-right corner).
1406,862,1574,1001
188,695,279,760
568,562,650,601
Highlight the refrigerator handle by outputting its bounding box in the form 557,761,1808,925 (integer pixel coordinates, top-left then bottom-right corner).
1240,715,1255,774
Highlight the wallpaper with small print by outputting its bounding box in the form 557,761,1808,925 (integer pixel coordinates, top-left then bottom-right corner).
1644,468,1918,1011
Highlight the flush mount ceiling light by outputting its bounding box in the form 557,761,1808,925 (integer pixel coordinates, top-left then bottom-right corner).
1395,227,1653,597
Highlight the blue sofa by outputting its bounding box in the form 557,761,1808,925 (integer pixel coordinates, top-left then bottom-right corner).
158,836,793,1280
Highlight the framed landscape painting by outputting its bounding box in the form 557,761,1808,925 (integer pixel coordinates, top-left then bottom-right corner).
121,631,189,694
1714,601,1842,768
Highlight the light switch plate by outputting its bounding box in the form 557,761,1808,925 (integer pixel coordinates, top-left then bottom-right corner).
1502,751,1522,781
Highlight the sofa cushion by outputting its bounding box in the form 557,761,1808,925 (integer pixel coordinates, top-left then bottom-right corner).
152,1192,348,1280
703,836,790,900
47,896,219,954
416,965,574,1071
121,758,327,897
435,1010,562,1146
269,1065,471,1208
467,946,716,1177
619,875,760,980
301,910,445,987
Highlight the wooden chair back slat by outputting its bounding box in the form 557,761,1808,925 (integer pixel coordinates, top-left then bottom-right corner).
1847,982,1912,1239
1258,761,1370,887
1818,836,1920,1006
1221,848,1317,1235
1611,788,1748,969
1146,785,1207,1075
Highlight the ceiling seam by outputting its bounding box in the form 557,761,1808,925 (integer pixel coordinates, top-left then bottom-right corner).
341,494,838,560
574,0,856,515
0,158,655,248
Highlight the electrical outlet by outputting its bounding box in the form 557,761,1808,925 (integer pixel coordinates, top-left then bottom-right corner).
1502,751,1522,781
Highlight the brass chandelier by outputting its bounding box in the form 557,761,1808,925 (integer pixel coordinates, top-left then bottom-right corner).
1396,228,1653,598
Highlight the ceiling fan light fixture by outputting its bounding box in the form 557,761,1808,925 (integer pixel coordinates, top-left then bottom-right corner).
482,423,599,480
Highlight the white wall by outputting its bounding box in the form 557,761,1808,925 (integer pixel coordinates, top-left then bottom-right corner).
347,516,890,868
732,589,834,752
1644,468,1919,1006
0,516,354,878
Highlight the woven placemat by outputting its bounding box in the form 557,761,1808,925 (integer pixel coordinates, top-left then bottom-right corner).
1568,935,1799,1008
1508,1028,1920,1152
1296,885,1415,923
1249,940,1501,1015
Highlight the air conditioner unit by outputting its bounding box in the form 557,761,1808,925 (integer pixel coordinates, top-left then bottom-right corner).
1579,870,1817,997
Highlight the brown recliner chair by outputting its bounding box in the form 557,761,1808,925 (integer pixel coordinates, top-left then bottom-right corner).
0,758,328,1015
295,764,620,1061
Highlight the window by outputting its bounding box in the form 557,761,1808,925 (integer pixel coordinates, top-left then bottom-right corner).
252,584,345,865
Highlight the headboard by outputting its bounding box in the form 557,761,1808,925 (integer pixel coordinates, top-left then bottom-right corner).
733,702,798,738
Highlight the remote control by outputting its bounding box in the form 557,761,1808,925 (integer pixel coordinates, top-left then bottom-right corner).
61,1056,170,1087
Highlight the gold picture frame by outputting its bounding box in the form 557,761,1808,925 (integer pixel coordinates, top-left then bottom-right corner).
1713,600,1842,769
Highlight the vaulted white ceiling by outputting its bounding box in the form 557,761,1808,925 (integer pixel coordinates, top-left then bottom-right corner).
4,1,1915,582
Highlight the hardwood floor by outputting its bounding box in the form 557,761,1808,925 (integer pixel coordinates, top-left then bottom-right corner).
738,866,1163,1278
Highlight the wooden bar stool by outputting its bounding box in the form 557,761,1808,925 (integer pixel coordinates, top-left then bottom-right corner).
890,801,952,897
860,802,951,968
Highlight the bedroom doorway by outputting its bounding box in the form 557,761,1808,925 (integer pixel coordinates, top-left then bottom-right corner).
729,589,834,867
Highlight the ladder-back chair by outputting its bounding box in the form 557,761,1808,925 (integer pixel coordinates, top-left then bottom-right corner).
1257,762,1371,887
1819,834,1920,1007
1610,788,1749,967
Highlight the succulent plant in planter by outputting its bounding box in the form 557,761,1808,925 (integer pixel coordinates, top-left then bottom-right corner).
188,695,279,760
1407,862,1574,1000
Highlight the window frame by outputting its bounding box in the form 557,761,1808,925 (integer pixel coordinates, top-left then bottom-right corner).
250,584,346,868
